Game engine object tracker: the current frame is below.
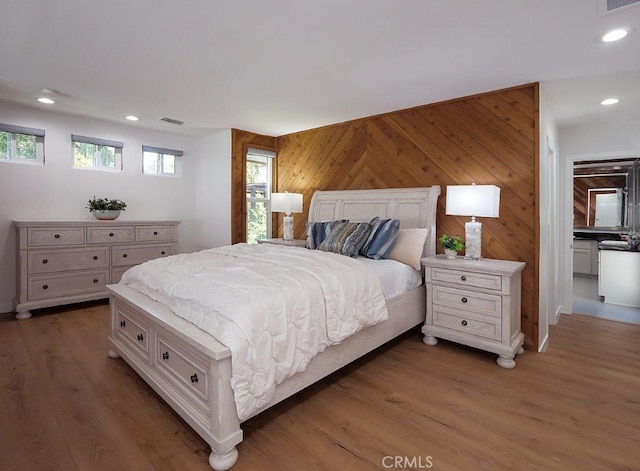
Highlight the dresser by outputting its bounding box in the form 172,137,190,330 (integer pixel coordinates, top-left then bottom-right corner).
13,220,179,319
421,255,526,368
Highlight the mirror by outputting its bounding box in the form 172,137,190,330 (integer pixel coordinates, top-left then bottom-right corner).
573,159,634,230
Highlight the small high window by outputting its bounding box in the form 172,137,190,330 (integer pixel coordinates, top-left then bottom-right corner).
142,145,183,176
72,134,123,171
0,123,45,165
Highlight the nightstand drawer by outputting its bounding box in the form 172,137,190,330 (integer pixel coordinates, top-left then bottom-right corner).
433,309,501,341
431,267,502,291
432,285,501,318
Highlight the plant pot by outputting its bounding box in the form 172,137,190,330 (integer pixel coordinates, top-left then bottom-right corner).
92,210,121,220
444,248,457,260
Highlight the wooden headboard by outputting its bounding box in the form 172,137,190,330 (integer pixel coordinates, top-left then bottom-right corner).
307,186,441,257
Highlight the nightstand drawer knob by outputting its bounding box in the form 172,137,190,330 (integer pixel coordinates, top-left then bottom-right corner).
461,320,468,326
460,275,467,281
461,297,468,303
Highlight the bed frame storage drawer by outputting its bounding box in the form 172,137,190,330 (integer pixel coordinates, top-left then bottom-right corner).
27,270,109,301
114,306,151,362
27,246,110,274
13,220,179,319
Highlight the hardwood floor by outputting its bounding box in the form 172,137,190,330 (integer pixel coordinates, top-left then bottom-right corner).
1,302,638,471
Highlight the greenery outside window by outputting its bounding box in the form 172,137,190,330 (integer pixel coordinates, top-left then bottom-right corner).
0,123,45,165
246,147,275,244
142,145,183,176
72,134,123,171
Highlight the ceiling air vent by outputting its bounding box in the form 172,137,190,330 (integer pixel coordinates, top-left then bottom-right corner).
598,0,640,15
159,117,184,126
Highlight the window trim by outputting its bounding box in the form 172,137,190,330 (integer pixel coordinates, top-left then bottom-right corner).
0,123,45,165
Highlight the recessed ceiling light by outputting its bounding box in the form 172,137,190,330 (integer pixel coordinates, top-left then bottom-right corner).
600,98,619,105
37,97,55,104
601,28,628,42
125,115,139,121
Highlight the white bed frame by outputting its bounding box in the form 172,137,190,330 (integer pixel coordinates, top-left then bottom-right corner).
107,186,440,470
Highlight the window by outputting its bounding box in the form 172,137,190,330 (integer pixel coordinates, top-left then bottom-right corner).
246,148,275,243
72,134,123,171
142,145,183,176
0,123,45,165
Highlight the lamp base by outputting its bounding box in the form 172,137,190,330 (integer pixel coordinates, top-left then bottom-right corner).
283,215,294,241
464,219,482,260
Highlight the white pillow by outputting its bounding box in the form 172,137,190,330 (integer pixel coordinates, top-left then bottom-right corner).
387,228,429,270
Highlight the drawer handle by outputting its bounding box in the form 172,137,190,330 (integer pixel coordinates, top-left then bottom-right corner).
461,320,468,326
54,234,60,239
93,278,99,283
93,255,98,260
461,297,468,303
162,352,169,360
161,251,166,255
109,232,114,237
42,284,48,289
122,253,128,258
42,259,48,264
120,320,126,327
137,333,144,341
460,275,467,281
153,231,158,235
190,373,199,384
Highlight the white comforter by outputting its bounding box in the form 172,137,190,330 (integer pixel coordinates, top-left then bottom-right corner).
120,243,388,420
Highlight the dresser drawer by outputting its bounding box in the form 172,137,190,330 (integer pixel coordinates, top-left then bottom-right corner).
156,331,210,411
27,227,85,247
136,225,176,242
433,309,501,341
431,267,502,291
86,226,135,244
27,247,110,274
114,306,151,362
432,285,502,318
27,270,108,300
111,244,173,266
110,266,132,284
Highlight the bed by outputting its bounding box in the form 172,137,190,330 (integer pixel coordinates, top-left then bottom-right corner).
107,186,440,470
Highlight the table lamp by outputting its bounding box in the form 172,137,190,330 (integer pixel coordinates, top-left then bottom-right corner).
271,192,303,241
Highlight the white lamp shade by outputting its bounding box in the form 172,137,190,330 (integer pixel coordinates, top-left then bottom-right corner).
271,192,303,214
445,185,500,218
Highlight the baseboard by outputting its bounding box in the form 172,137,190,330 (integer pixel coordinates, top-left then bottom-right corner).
538,333,549,353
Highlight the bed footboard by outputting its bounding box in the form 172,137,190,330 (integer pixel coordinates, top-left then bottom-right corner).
107,284,242,471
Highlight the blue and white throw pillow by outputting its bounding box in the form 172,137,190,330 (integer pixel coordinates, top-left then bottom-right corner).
305,220,348,249
360,217,401,259
317,222,372,257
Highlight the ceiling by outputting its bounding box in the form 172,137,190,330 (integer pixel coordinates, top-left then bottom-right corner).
1,0,639,137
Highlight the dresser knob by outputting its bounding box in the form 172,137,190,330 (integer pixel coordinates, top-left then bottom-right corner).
93,256,98,260
137,333,144,341
190,374,199,384
161,251,166,255
123,253,128,258
461,320,468,326
109,232,114,237
461,297,468,303
460,275,467,281
42,259,48,264
54,234,60,239
153,231,158,235
93,279,99,283
120,320,126,327
42,284,48,289
162,352,169,360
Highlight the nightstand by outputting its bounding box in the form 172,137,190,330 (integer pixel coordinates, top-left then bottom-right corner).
421,255,526,368
257,238,307,247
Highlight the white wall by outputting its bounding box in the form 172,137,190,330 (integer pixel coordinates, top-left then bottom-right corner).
0,101,209,312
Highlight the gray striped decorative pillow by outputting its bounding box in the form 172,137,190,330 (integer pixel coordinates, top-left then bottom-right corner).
317,222,372,257
360,217,401,259
305,220,348,249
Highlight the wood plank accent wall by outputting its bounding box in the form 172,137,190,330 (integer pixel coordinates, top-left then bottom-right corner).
232,84,539,348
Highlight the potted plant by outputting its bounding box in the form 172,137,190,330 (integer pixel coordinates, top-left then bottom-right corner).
86,196,127,220
438,234,464,259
